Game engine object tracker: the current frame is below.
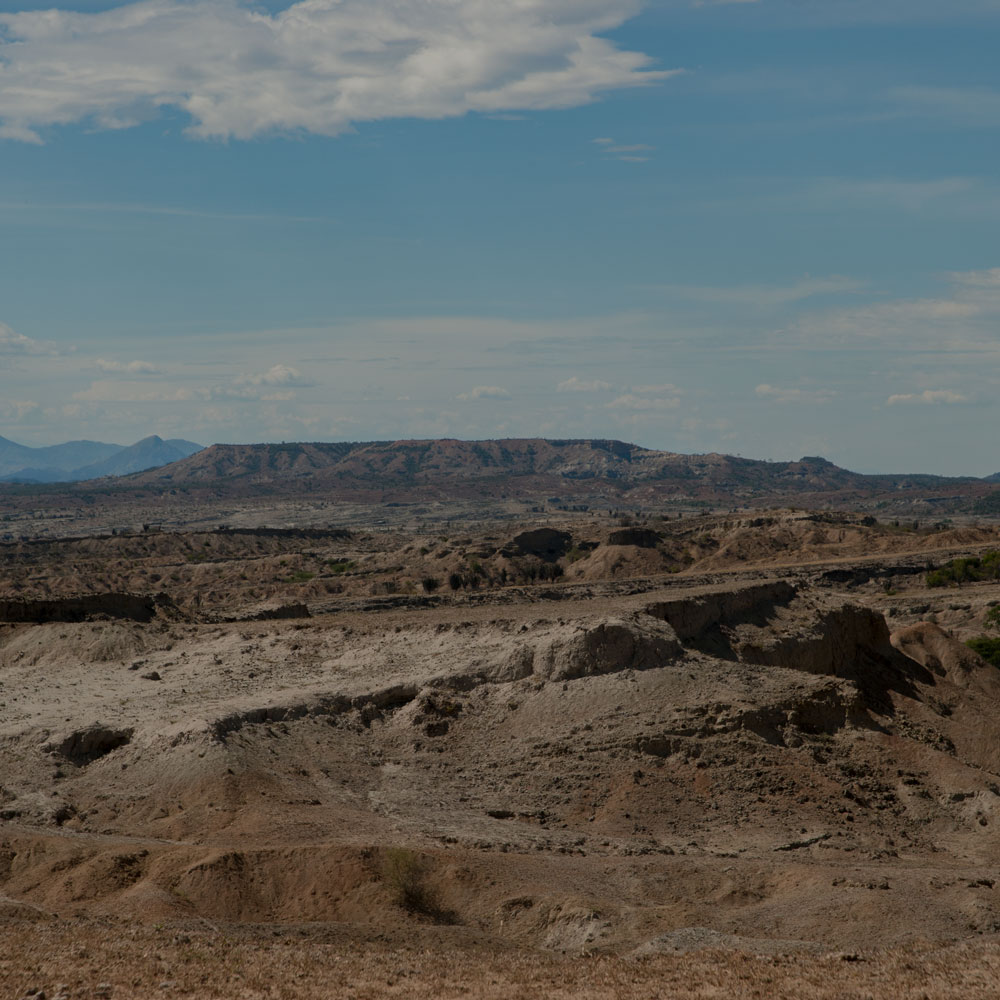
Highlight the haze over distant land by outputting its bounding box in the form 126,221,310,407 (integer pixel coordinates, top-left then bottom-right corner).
1,3,998,475
0,434,201,482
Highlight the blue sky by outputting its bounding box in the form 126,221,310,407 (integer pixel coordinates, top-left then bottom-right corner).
1,0,999,475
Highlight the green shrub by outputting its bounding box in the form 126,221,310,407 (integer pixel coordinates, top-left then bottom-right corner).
966,636,1000,667
926,551,1000,588
327,559,355,575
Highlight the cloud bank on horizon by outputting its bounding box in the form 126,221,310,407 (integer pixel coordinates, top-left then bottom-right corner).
0,0,673,142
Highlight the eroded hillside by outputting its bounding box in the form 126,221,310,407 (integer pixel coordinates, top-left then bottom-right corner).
4,508,1000,996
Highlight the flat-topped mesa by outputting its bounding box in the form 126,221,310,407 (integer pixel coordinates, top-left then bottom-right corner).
119,437,983,503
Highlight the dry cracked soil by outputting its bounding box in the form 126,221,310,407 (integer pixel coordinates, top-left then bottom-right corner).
3,506,1000,997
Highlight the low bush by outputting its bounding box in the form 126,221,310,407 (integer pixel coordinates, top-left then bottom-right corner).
966,636,1000,667
380,848,448,920
327,559,355,575
927,551,1000,588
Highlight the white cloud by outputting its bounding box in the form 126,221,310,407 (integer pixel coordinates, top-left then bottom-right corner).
234,363,310,387
783,294,987,350
948,267,1000,289
95,358,159,374
886,389,971,406
557,376,612,392
606,393,680,411
457,385,511,401
209,386,298,401
0,321,55,355
631,382,679,393
755,384,835,404
0,0,676,142
592,135,655,161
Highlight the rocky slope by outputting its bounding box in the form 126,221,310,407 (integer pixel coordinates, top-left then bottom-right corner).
3,572,1000,954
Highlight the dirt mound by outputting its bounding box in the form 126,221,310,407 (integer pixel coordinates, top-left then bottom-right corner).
891,621,986,676
529,616,683,681
565,544,681,580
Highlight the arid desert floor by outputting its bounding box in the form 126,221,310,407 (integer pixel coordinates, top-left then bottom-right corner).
4,505,1000,996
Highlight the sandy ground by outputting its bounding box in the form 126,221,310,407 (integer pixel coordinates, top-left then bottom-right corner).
5,919,1000,999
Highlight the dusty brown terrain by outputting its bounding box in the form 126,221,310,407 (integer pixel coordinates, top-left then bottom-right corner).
4,502,1000,996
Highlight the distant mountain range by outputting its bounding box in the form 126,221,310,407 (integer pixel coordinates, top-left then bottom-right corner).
125,438,968,490
0,435,203,483
120,438,1000,512
4,437,999,513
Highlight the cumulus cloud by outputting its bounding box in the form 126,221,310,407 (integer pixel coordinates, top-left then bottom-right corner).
0,0,676,142
606,393,680,411
234,364,310,387
206,365,311,400
457,385,511,401
557,376,612,392
886,389,971,406
0,321,55,355
755,384,835,403
95,358,160,374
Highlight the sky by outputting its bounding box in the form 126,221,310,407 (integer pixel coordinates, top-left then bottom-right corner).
1,0,999,475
